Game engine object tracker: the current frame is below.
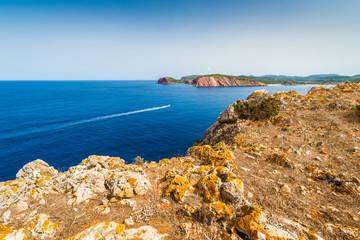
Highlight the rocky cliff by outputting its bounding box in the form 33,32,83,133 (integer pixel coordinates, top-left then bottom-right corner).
1,82,360,239
157,75,266,87
190,75,266,87
157,77,186,84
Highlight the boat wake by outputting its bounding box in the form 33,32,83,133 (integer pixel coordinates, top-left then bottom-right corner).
1,105,171,140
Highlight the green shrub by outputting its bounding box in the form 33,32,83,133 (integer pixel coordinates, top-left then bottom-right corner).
133,156,145,165
235,97,279,120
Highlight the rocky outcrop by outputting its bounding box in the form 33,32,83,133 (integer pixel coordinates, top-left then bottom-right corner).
1,82,360,239
158,74,266,87
191,75,266,87
157,77,175,84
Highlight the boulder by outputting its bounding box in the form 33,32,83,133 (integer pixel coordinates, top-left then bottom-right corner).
218,103,238,123
246,89,270,104
106,167,150,200
16,159,58,186
201,202,233,225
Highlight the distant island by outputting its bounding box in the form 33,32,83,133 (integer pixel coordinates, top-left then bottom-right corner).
158,73,360,87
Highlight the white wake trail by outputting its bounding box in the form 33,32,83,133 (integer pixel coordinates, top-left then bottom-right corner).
1,105,171,139
65,105,171,127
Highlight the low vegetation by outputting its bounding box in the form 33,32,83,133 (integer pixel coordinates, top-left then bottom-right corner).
235,97,279,120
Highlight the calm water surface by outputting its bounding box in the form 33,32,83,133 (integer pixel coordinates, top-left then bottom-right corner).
0,81,316,180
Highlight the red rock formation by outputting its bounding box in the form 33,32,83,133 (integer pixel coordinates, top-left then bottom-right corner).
192,76,266,87
157,77,174,84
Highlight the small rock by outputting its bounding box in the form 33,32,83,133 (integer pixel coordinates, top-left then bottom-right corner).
0,210,11,223
180,222,192,234
120,199,136,210
73,185,94,204
220,179,244,202
15,201,28,212
348,147,358,153
39,199,46,205
124,216,134,225
280,184,291,193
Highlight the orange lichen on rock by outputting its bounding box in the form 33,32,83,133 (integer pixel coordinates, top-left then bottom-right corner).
0,225,13,238
10,186,18,193
266,153,296,168
164,175,194,202
197,174,221,202
202,202,232,224
127,177,137,188
159,157,183,166
226,205,270,240
187,142,233,168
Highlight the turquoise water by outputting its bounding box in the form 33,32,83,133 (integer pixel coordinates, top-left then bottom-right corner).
0,81,315,181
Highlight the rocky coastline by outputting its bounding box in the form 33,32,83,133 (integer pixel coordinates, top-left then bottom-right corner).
1,82,360,239
157,75,266,87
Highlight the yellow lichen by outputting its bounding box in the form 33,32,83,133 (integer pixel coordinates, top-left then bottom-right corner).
102,222,110,230
164,175,194,202
0,225,13,238
127,177,137,188
197,174,220,202
228,205,269,239
115,224,124,234
203,202,232,220
187,142,233,168
266,154,295,168
10,186,18,193
3,180,13,186
41,219,50,231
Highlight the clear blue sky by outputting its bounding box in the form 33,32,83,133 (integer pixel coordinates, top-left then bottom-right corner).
0,0,359,80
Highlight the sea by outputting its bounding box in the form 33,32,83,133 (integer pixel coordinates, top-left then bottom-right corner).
0,81,317,181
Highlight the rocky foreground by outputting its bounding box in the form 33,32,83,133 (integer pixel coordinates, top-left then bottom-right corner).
1,82,360,239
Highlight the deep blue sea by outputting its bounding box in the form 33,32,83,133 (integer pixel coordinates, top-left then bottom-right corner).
0,81,316,181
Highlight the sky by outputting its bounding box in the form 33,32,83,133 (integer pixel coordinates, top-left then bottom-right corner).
0,0,359,80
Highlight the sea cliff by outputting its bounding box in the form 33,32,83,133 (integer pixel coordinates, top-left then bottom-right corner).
1,82,360,239
157,74,266,87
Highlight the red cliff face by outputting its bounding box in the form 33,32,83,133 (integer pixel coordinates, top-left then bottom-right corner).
192,76,266,87
157,77,174,84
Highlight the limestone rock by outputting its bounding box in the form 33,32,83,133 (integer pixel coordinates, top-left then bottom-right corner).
220,179,244,202
27,214,58,239
106,167,150,200
0,210,11,223
218,103,238,123
14,201,28,212
197,174,221,202
65,221,124,239
164,175,194,202
96,204,111,214
226,205,268,239
201,202,233,225
0,179,30,211
246,89,270,104
124,216,134,225
0,214,58,240
16,159,58,186
121,226,168,240
265,224,296,239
